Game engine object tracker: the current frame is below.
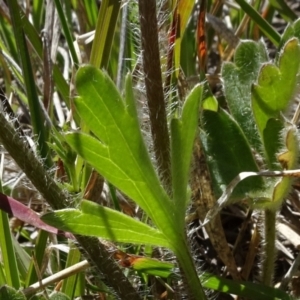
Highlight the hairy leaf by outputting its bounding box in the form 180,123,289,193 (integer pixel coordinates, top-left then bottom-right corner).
222,40,268,150
171,84,203,217
42,200,170,248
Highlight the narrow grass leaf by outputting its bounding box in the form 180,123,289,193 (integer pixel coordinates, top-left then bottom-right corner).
268,0,297,22
54,0,79,66
8,0,50,165
90,0,121,68
234,0,280,46
0,211,20,289
61,244,82,299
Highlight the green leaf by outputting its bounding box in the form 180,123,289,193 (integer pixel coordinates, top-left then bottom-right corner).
90,0,121,68
270,126,299,209
252,38,300,165
171,84,203,217
0,285,25,300
61,243,82,299
201,109,264,197
253,38,300,117
279,18,300,50
49,292,71,300
42,200,170,248
268,0,297,22
202,83,218,112
131,257,174,278
234,0,281,46
69,66,177,239
200,273,291,300
54,0,79,66
262,118,283,168
222,40,268,150
71,65,206,299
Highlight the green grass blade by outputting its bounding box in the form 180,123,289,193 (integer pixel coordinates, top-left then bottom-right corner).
25,230,49,286
90,0,121,68
269,0,297,22
61,243,83,298
235,0,281,46
11,237,31,282
83,1,98,29
0,155,20,289
7,0,50,165
0,17,18,62
32,0,45,31
0,211,20,289
54,0,79,66
13,9,69,104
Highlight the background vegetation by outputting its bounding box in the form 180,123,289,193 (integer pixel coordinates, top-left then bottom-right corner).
0,0,300,299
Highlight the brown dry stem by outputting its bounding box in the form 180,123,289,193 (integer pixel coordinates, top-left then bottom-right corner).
191,137,241,280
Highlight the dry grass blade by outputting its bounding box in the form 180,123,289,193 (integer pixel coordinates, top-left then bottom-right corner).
191,138,240,280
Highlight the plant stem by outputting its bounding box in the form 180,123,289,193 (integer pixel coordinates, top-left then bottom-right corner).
262,209,277,286
0,110,141,300
138,0,172,192
175,237,207,300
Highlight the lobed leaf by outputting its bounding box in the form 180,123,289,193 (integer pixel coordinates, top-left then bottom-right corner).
222,40,268,151
252,38,300,165
69,66,178,240
279,18,300,50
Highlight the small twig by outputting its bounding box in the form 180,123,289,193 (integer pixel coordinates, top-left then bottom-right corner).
23,260,89,297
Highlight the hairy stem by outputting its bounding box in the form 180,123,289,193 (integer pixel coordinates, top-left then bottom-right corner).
262,209,277,286
175,237,208,300
138,0,171,191
0,110,141,300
